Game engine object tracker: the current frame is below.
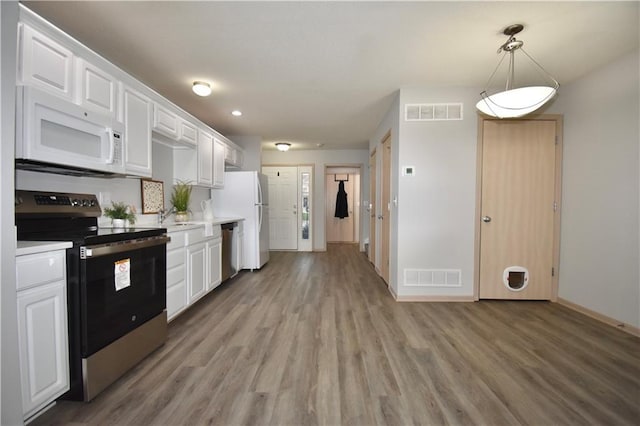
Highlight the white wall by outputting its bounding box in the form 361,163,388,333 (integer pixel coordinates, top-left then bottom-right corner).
1,2,23,424
229,135,262,172
396,88,478,298
151,142,174,212
550,50,640,327
262,149,369,251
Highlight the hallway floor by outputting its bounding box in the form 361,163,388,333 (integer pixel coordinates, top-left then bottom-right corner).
32,244,640,425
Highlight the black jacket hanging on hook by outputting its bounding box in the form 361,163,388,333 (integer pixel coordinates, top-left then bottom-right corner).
334,181,349,219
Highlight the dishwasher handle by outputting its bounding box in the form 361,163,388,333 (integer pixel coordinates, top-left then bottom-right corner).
80,235,171,259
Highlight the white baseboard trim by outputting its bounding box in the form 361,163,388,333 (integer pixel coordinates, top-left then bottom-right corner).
387,284,397,299
388,286,474,302
556,297,640,337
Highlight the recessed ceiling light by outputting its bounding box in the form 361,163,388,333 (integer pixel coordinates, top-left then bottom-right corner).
275,142,291,152
192,81,212,97
231,110,242,117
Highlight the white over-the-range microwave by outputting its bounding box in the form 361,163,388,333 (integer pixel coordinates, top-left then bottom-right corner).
15,86,125,176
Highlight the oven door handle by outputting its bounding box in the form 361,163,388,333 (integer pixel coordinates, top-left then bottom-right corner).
80,235,171,259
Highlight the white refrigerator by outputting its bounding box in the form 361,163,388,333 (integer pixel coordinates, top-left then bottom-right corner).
211,171,270,270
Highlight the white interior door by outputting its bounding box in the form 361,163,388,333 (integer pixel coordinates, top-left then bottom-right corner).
262,166,298,250
479,119,558,300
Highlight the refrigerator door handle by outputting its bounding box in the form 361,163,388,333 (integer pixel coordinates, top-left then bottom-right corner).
256,174,263,205
258,204,263,233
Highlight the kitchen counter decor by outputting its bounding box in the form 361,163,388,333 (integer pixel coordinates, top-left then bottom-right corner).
103,201,137,228
171,180,192,223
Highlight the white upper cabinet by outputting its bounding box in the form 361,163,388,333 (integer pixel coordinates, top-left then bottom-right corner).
178,119,198,147
153,104,179,140
197,130,214,186
19,23,74,100
224,143,244,169
213,138,225,188
121,85,152,177
75,59,118,118
235,149,244,168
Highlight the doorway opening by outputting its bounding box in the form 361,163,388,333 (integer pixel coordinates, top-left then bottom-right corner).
325,166,361,245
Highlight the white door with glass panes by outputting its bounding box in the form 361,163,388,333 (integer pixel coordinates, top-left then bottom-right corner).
298,166,313,251
262,166,298,250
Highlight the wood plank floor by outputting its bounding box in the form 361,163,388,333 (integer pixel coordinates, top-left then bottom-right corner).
32,244,640,425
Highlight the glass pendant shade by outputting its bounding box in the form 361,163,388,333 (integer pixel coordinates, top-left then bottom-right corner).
476,86,557,118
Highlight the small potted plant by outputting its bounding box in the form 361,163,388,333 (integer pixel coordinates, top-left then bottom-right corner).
170,180,192,222
103,201,137,228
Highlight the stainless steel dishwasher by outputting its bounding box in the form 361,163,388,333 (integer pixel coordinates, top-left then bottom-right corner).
221,222,236,281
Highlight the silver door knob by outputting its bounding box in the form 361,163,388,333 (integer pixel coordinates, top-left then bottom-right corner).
482,216,492,223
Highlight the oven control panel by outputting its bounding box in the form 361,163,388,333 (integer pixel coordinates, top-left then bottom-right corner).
16,190,102,217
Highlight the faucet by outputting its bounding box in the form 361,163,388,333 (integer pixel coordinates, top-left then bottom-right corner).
158,208,173,225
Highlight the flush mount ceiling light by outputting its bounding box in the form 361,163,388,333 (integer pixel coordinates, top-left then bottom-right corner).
476,24,559,119
192,81,212,97
231,110,242,117
275,142,291,152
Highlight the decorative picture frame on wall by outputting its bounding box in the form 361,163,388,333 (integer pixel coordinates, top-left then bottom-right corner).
141,179,164,214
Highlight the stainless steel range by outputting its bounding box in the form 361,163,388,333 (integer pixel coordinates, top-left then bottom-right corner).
16,190,169,401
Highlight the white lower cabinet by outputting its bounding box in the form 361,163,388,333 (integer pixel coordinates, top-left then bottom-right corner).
166,230,187,321
166,225,224,321
16,249,69,420
187,242,207,304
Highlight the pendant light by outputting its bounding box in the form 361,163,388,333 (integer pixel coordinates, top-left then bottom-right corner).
476,24,559,119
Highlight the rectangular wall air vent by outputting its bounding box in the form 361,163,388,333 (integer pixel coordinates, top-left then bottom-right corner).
404,103,463,121
404,269,462,287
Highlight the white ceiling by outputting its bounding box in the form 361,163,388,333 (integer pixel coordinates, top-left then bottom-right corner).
23,1,639,151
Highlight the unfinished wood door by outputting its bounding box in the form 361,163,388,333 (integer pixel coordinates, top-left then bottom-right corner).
325,174,355,242
369,150,376,264
381,135,391,284
262,166,298,250
479,120,557,299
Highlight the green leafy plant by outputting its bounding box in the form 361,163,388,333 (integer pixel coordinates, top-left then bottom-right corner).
103,201,137,224
170,180,192,213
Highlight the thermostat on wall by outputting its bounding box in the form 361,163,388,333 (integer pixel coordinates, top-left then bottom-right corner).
402,166,415,176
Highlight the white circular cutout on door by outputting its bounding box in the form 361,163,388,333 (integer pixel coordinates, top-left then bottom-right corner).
503,266,529,291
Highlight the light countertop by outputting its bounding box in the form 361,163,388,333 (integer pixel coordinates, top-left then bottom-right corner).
16,241,73,256
154,217,244,232
164,217,244,233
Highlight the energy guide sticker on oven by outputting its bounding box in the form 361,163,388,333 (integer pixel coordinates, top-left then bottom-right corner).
114,258,131,291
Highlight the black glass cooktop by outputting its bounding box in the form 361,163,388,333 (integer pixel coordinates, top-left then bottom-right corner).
17,216,166,245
